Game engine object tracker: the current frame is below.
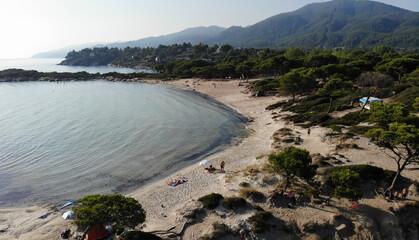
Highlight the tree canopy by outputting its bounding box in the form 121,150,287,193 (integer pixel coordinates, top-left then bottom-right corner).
269,147,317,190
73,194,146,230
366,109,419,192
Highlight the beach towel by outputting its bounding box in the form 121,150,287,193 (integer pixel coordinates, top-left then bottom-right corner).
39,213,51,219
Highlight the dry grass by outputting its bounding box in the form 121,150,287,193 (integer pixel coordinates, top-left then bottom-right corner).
242,165,260,177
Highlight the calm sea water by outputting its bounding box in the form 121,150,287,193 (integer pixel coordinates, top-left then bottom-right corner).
0,81,246,207
0,58,154,74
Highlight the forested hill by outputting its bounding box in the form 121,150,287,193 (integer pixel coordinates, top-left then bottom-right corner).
210,0,419,49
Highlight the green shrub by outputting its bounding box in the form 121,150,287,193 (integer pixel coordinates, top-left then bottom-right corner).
285,112,331,126
330,169,361,200
306,187,321,198
324,111,370,126
239,182,250,188
211,222,231,239
198,193,224,210
222,197,247,210
392,86,419,109
393,83,412,94
248,211,273,233
324,165,395,183
348,126,376,134
266,101,288,110
239,188,265,202
330,124,342,132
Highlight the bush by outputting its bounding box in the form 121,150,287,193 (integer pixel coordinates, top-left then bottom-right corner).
348,126,376,134
392,86,419,109
239,188,266,202
324,165,395,183
330,124,342,132
198,193,224,210
330,169,361,200
222,197,247,210
324,111,370,126
248,211,273,233
211,222,231,239
239,182,250,188
285,112,331,125
266,101,288,110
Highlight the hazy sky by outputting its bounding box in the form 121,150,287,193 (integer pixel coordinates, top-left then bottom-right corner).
0,0,417,59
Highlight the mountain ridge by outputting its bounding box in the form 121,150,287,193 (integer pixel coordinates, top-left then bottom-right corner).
33,0,418,58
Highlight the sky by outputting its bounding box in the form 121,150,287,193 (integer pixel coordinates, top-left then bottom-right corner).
0,0,417,59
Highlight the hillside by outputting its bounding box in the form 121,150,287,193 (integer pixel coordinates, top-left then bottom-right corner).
96,26,226,49
32,26,225,58
210,0,419,48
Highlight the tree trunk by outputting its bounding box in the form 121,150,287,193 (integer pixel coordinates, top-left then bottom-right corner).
80,226,91,240
386,168,401,194
361,96,370,111
385,157,408,194
327,97,333,114
284,177,290,191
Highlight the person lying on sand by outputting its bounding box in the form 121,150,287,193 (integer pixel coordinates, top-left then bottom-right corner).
204,165,216,173
167,179,187,186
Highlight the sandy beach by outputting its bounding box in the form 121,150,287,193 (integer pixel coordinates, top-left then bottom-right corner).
1,79,418,240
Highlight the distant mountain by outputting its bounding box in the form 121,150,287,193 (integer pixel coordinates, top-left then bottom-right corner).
32,26,225,58
94,25,226,49
34,0,418,59
32,43,103,58
210,0,419,48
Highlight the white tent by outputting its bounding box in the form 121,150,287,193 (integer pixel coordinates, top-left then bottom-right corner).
198,159,210,165
62,210,76,220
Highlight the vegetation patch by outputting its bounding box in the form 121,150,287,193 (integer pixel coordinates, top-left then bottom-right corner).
222,197,247,210
239,182,250,188
324,111,370,126
323,164,396,183
248,211,274,233
392,86,419,109
198,193,224,210
239,188,266,202
285,112,331,126
242,165,260,177
347,125,377,135
329,169,362,200
211,222,232,239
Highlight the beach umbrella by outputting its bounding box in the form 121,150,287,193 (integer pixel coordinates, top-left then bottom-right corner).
62,210,76,220
199,159,210,165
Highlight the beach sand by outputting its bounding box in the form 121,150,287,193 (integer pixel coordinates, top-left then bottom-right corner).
1,79,417,240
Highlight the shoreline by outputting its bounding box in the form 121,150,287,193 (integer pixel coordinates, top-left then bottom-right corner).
0,78,277,239
1,78,418,239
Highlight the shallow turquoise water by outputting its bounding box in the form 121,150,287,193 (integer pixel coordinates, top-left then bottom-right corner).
0,81,246,207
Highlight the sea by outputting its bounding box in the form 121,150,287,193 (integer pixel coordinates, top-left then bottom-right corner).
0,58,154,74
0,59,247,207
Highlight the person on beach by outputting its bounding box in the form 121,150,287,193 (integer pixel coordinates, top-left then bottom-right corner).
307,128,311,135
220,161,225,171
402,188,408,200
352,201,358,211
394,191,400,200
